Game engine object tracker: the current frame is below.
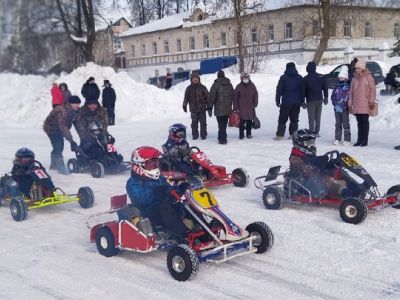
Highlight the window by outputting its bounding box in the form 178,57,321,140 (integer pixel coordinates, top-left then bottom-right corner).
164,40,169,53
176,39,182,52
395,23,400,38
312,20,320,37
344,20,351,37
251,28,257,43
152,42,157,55
285,22,293,39
189,36,196,50
364,21,372,38
268,25,274,41
203,34,209,48
113,36,122,52
131,45,135,58
234,30,239,45
141,44,146,56
221,32,227,46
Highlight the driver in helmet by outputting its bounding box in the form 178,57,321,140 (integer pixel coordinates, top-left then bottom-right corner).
126,146,190,242
11,148,36,197
162,123,194,175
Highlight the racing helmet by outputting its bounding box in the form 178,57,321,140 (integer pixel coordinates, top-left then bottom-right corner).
168,123,186,144
14,147,35,167
131,146,162,180
88,120,103,136
292,129,316,155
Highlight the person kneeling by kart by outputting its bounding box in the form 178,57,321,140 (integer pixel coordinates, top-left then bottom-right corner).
162,123,194,175
126,146,191,243
288,129,359,199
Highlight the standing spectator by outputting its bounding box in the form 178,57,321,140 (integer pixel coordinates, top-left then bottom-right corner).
233,72,258,139
348,59,376,147
349,57,358,83
182,72,209,140
331,66,351,146
208,70,234,144
59,83,71,106
165,72,173,90
304,61,328,137
81,76,100,104
102,80,117,126
51,83,63,108
274,62,305,140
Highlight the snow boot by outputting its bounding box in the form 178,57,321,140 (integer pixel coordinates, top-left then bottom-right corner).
55,157,70,175
49,154,58,170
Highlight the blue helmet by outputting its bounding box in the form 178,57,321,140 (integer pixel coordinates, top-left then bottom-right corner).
168,123,186,144
14,147,35,167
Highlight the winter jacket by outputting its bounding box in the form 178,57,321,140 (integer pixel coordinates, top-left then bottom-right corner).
51,85,63,106
43,104,78,142
81,81,100,102
208,77,234,117
11,164,34,198
162,139,191,163
183,82,209,113
331,80,350,112
348,71,376,114
59,83,71,105
233,81,258,120
303,62,328,103
102,86,116,108
276,66,304,105
74,104,108,142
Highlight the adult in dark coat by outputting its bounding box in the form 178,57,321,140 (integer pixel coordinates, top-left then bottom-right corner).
182,72,210,140
275,62,305,139
165,72,172,90
208,70,234,144
233,72,258,139
101,80,117,125
59,83,72,106
81,76,100,104
304,61,328,136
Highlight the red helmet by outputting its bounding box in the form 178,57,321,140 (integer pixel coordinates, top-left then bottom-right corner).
131,146,162,179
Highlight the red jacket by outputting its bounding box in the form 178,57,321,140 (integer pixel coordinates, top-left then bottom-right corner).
51,85,63,106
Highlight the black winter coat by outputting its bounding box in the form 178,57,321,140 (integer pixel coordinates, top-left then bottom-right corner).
102,87,116,107
276,67,304,105
81,82,100,102
208,77,234,117
183,83,209,113
304,62,328,103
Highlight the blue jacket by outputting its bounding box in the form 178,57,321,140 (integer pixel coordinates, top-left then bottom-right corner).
331,80,350,112
304,62,328,103
276,66,305,105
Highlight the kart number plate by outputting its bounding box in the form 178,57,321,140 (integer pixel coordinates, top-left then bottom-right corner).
34,169,48,179
107,144,117,152
192,188,218,208
193,152,209,162
341,156,360,167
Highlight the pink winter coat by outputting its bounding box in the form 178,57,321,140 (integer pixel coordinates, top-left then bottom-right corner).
348,71,376,115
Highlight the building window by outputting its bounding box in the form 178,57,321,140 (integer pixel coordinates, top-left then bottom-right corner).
131,45,135,58
344,20,351,37
164,40,169,53
312,20,320,37
141,44,146,56
285,22,293,39
234,30,239,45
152,42,157,55
364,21,372,38
251,28,257,43
203,34,209,48
395,23,400,38
113,36,122,52
221,32,227,46
176,39,182,52
268,25,274,41
189,36,196,50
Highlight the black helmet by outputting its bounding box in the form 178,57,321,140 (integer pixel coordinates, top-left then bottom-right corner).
292,129,316,155
168,123,186,144
14,147,35,167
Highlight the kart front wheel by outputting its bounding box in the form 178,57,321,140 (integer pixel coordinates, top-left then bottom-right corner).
232,168,249,187
95,227,120,257
339,197,368,224
246,222,274,254
67,158,79,173
262,186,286,210
167,244,199,281
10,197,28,222
387,185,400,209
78,186,94,208
91,162,105,178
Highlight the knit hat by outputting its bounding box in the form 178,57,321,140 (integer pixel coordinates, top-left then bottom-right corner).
103,79,111,86
241,72,250,79
306,61,316,73
217,70,225,78
338,65,349,79
68,95,81,104
88,76,95,81
355,59,366,70
286,62,296,70
85,99,98,105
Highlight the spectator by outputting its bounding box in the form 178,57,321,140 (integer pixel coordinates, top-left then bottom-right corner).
51,83,63,108
101,80,117,126
165,72,172,90
349,57,358,83
182,72,209,140
81,76,100,104
304,61,328,137
208,70,234,144
274,62,305,140
59,83,71,106
348,59,376,147
233,72,258,139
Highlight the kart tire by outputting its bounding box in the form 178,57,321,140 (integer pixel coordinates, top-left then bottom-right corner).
262,186,286,210
339,197,368,224
246,222,274,254
95,226,120,257
67,158,79,173
90,162,105,178
232,168,249,187
167,244,199,282
10,197,28,222
78,186,94,208
387,185,400,209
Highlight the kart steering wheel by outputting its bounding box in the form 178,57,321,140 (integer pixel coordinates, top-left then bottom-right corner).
189,146,200,152
324,150,339,161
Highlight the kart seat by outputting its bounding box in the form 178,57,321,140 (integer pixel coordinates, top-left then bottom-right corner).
111,194,127,209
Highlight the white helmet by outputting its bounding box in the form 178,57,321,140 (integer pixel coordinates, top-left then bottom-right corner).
131,146,162,180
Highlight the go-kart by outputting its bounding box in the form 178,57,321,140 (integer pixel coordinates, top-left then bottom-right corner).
0,161,94,221
254,151,400,224
87,178,273,281
160,146,249,188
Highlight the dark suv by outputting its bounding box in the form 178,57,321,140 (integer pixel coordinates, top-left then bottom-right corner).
324,61,384,88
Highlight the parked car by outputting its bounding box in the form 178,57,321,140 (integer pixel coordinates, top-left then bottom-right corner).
324,61,384,89
389,64,400,78
147,70,191,89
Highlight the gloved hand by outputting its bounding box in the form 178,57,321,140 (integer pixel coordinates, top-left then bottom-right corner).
369,103,375,110
323,97,328,105
207,109,212,117
334,105,343,113
182,105,187,113
70,140,78,152
178,181,191,192
301,103,307,109
108,136,115,144
275,101,280,108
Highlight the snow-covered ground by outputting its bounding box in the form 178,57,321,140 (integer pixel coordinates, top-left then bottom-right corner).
0,58,400,299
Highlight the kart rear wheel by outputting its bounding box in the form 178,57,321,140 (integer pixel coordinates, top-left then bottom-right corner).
339,197,368,224
78,186,94,208
262,186,286,210
167,244,199,281
67,158,79,173
387,185,400,209
246,222,274,254
10,197,28,222
232,168,249,187
95,227,120,257
91,162,105,178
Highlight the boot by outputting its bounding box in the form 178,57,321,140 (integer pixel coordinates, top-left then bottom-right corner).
49,154,57,170
55,157,70,175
